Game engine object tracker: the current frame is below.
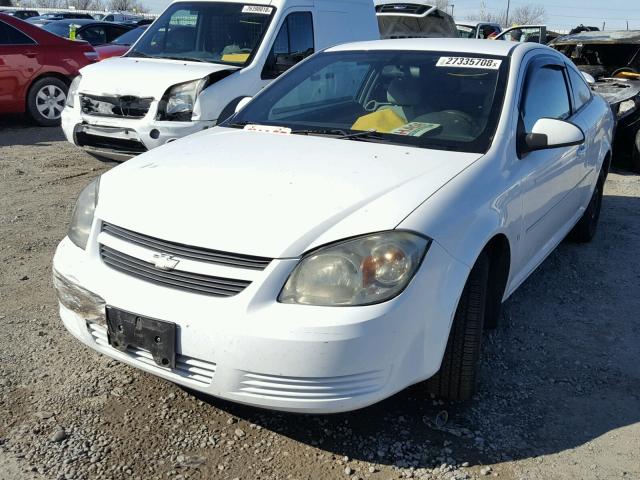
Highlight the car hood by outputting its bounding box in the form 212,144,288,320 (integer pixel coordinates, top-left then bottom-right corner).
97,128,482,259
78,56,238,98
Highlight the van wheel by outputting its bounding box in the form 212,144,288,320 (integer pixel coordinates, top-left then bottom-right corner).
425,252,489,401
570,171,604,243
27,77,68,127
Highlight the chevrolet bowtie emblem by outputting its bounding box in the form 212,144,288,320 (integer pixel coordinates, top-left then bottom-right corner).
153,253,180,271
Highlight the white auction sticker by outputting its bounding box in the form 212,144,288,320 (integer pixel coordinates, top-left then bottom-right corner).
244,124,291,135
437,57,502,69
242,5,273,14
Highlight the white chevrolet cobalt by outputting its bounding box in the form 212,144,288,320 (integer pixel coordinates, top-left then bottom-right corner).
53,39,614,413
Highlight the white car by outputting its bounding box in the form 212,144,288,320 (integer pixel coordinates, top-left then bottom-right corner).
53,38,614,413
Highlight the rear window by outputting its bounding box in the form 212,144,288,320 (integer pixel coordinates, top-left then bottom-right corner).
0,20,35,45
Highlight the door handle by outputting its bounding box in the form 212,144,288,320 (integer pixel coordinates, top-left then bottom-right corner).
25,52,37,58
577,144,587,155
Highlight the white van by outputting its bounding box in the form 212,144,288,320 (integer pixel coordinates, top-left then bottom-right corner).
61,0,379,160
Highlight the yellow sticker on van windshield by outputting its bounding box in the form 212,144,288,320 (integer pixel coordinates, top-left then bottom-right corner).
221,53,250,63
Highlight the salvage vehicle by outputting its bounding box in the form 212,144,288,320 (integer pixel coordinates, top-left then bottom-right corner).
455,20,501,39
549,31,640,171
61,0,380,161
27,12,94,27
54,38,614,413
495,25,559,44
375,1,457,39
0,13,98,126
42,19,132,46
0,9,40,20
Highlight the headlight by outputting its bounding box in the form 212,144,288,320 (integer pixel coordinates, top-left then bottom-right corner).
156,79,206,121
618,99,637,118
68,177,100,250
279,231,430,307
65,75,81,108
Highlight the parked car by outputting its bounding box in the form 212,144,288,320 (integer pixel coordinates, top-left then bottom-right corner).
549,30,640,171
495,25,560,44
0,9,40,20
28,12,94,26
94,25,147,60
456,20,502,39
101,12,144,23
0,13,98,126
375,0,457,38
42,19,132,46
54,38,614,413
61,0,380,160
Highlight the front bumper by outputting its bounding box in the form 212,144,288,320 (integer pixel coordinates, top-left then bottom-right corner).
61,106,214,160
53,234,469,414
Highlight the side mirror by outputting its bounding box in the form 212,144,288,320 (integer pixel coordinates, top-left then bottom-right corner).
235,96,252,114
523,118,585,153
581,71,596,85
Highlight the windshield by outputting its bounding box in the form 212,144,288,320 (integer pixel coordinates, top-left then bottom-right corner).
456,25,476,38
229,50,508,154
113,26,146,45
127,2,275,65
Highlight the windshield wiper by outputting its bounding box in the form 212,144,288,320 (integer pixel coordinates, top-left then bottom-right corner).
337,130,384,141
163,56,207,63
127,51,150,58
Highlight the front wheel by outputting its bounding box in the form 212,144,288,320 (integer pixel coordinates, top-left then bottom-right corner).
570,171,604,243
27,77,68,127
632,130,640,173
425,252,489,401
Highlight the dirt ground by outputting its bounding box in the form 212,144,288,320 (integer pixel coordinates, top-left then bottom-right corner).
0,118,639,480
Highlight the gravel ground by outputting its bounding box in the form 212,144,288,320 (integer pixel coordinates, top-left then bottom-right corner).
1,120,639,480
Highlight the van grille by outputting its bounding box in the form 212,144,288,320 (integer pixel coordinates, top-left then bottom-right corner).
80,94,153,118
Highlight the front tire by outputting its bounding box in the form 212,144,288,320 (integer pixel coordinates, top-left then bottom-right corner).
632,130,640,173
27,77,68,127
570,171,604,243
425,252,489,401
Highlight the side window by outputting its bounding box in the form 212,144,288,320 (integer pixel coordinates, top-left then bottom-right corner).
262,12,314,80
567,66,592,112
77,26,107,45
0,21,35,45
104,15,114,22
107,26,130,42
521,65,571,132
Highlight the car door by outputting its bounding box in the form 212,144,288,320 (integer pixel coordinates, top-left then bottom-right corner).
0,20,40,113
516,55,587,265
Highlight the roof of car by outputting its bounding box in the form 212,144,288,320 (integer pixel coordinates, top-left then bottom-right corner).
326,38,521,56
45,19,119,26
550,30,640,45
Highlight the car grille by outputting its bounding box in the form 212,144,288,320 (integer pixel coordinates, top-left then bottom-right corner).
88,323,217,385
100,245,252,297
102,223,272,271
75,131,148,154
80,94,153,119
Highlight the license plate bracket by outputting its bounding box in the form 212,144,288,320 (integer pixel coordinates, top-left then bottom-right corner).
106,307,176,369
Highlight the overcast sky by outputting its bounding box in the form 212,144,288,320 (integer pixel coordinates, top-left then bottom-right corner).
142,0,640,32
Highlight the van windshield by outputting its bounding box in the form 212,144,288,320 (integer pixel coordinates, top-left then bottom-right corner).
127,2,275,66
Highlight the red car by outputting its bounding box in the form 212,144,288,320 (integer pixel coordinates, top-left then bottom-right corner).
0,13,98,126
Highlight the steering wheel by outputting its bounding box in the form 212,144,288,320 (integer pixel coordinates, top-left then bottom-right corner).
364,100,392,112
437,110,477,131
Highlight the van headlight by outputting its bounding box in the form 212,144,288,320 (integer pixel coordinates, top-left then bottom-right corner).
279,231,430,306
156,79,206,121
65,75,81,108
68,177,100,250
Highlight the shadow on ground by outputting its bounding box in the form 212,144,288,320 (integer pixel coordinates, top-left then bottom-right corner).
188,193,640,470
0,115,65,147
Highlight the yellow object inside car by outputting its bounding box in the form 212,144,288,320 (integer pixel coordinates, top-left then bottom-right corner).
351,108,406,133
221,53,250,63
